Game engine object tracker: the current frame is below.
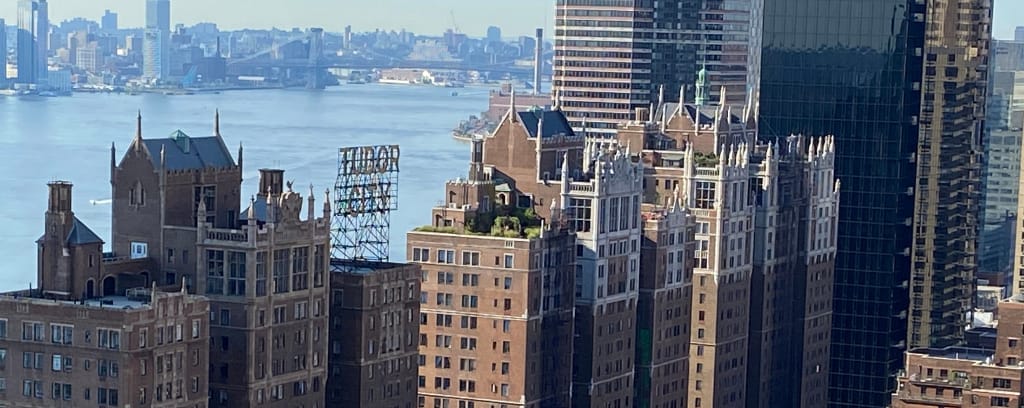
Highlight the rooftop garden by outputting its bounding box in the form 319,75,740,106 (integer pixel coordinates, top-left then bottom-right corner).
414,205,543,239
693,151,719,167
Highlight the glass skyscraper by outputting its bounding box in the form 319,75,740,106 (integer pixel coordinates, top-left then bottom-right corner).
143,0,171,81
758,0,991,407
16,0,47,85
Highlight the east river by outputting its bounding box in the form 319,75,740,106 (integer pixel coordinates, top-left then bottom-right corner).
0,84,491,291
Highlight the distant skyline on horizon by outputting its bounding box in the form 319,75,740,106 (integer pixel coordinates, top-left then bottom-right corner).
0,0,556,38
0,1,1020,40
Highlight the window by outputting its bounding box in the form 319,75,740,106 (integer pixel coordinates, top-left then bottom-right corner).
256,251,268,296
504,277,512,290
0,319,7,338
52,383,72,400
437,249,456,264
98,387,119,406
292,247,310,290
500,384,509,396
50,324,73,345
993,378,1013,389
461,251,480,266
695,181,716,209
567,198,593,232
992,396,1010,407
227,251,247,296
23,322,43,341
313,244,326,287
98,329,121,350
461,273,479,286
273,249,291,293
206,250,226,295
412,247,430,262
194,185,216,223
192,320,201,338
503,254,514,269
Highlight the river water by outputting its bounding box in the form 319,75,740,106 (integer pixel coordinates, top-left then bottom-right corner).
0,84,491,291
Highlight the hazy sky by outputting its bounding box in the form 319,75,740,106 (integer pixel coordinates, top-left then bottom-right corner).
0,1,1021,39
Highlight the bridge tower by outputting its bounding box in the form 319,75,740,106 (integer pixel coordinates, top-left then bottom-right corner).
306,27,326,90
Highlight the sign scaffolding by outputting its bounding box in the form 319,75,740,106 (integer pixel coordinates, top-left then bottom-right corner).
332,145,400,265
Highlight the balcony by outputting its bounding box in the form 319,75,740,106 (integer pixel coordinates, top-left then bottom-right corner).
206,229,249,243
892,389,962,406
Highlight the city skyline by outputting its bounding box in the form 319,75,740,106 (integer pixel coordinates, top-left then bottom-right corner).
0,0,557,38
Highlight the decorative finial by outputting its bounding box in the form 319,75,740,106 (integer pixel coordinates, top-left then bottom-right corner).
214,109,221,137
134,110,143,151
718,85,727,107
509,86,517,122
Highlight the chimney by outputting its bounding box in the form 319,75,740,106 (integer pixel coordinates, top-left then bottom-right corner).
534,28,543,95
468,139,484,181
258,169,285,196
48,181,73,213
635,107,650,123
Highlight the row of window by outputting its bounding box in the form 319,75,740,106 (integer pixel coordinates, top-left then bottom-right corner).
139,320,200,348
411,248,516,269
206,245,328,297
5,320,119,350
13,380,117,406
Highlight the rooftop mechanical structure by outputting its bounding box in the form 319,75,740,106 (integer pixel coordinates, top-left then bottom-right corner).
332,145,400,268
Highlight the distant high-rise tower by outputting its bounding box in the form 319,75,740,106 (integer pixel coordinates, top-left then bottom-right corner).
0,19,6,85
101,9,118,33
552,0,756,136
1016,26,1024,42
486,25,501,43
533,28,542,95
143,0,170,81
16,0,47,84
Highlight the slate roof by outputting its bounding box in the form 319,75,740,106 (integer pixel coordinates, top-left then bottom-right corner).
142,130,236,171
66,217,104,245
238,199,276,224
517,110,575,139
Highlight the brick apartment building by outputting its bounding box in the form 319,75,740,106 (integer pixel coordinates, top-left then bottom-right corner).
892,297,1024,407
327,260,421,408
410,89,839,408
109,114,330,407
0,180,211,408
2,112,333,408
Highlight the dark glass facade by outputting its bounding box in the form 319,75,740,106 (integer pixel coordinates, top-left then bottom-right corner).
760,0,991,406
758,0,924,407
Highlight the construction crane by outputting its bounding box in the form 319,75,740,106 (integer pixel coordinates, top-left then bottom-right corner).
450,10,460,34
